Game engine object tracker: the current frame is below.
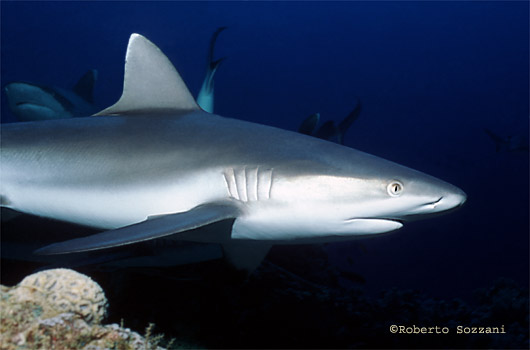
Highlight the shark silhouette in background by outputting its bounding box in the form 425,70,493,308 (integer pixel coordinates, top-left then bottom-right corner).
1,34,466,271
3,26,357,149
2,28,226,120
195,26,361,145
194,25,361,146
3,69,98,121
483,128,529,153
298,100,362,144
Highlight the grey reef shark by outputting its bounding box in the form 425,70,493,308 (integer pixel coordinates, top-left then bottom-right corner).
4,70,98,121
1,34,466,271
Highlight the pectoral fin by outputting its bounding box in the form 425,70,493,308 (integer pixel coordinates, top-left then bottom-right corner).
35,202,240,255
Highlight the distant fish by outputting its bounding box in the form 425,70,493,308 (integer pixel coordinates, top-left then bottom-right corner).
299,99,361,144
4,69,98,121
483,128,529,152
196,27,227,113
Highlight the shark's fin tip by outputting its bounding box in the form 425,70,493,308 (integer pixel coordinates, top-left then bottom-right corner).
94,33,199,116
73,69,97,104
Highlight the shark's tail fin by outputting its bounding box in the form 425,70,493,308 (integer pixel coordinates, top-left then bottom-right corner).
205,26,228,90
197,27,227,113
207,27,228,72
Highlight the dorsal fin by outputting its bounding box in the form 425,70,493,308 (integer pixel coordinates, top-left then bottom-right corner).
94,33,199,116
73,69,97,104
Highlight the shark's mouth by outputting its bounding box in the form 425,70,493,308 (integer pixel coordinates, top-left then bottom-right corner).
424,196,444,210
16,101,55,109
345,196,448,224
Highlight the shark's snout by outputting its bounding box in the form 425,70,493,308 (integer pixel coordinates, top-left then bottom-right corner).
420,176,467,213
427,185,467,216
395,182,467,222
439,187,467,211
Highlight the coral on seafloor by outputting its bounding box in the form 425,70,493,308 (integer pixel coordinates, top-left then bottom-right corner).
0,268,166,350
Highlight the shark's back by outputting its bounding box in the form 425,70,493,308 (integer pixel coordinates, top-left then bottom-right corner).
2,111,337,176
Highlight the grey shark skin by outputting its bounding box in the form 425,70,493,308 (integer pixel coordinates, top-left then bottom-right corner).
1,34,466,270
3,70,98,122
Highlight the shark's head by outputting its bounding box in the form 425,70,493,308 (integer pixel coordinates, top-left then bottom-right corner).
4,82,73,121
4,71,97,122
230,142,466,243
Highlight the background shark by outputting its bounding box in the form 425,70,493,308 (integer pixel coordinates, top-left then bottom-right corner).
3,69,98,121
196,26,227,113
483,128,529,152
2,26,225,120
299,100,362,144
2,34,465,271
3,25,359,150
195,26,363,144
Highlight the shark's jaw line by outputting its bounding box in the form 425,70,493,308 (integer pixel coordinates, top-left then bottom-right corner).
353,196,445,222
16,102,50,108
1,33,466,271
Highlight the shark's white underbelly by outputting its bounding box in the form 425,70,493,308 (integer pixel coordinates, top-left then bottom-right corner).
3,170,228,230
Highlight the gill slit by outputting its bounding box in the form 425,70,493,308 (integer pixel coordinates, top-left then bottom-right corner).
223,166,273,202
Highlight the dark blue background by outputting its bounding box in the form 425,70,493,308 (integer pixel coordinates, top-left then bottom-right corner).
1,0,528,305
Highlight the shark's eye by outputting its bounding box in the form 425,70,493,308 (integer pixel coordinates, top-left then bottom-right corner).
387,181,403,197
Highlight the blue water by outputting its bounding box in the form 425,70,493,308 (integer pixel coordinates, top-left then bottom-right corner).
1,2,528,348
